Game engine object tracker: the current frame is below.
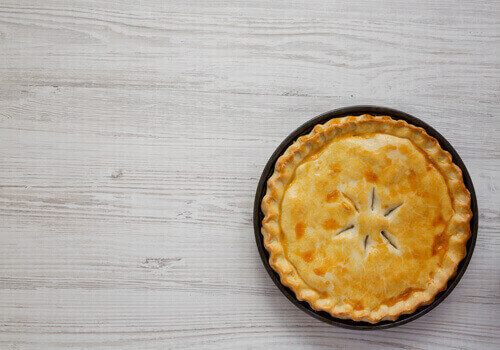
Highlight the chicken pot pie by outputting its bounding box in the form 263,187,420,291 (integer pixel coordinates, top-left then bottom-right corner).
261,115,471,323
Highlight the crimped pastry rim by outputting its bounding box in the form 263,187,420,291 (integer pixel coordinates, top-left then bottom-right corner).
260,114,472,323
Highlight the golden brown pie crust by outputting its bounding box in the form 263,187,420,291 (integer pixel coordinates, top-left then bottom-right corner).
261,115,471,323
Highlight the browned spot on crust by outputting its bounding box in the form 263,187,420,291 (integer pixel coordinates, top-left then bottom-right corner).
426,163,434,171
295,222,306,239
382,287,424,307
346,299,365,311
322,218,339,230
300,251,314,262
326,190,340,202
317,290,329,298
329,163,341,176
365,170,378,183
432,232,449,256
313,267,326,277
408,168,419,191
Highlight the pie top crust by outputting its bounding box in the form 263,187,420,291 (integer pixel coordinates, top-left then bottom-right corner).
261,115,472,323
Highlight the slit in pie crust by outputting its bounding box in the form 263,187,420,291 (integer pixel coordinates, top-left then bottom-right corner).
261,115,472,323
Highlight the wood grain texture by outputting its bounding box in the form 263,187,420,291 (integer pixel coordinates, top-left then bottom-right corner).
0,0,499,349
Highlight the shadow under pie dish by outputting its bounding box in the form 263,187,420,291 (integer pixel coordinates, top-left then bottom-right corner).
260,113,472,324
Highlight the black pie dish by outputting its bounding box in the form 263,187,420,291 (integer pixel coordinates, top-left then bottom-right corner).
253,105,478,330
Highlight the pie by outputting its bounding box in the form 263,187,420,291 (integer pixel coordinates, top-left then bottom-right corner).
261,114,472,323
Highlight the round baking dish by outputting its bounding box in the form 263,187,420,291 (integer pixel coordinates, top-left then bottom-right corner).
253,105,478,330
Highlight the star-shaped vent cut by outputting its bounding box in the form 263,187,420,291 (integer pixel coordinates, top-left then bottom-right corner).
334,187,403,255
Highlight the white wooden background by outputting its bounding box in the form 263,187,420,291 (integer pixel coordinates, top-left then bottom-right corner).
0,0,499,349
